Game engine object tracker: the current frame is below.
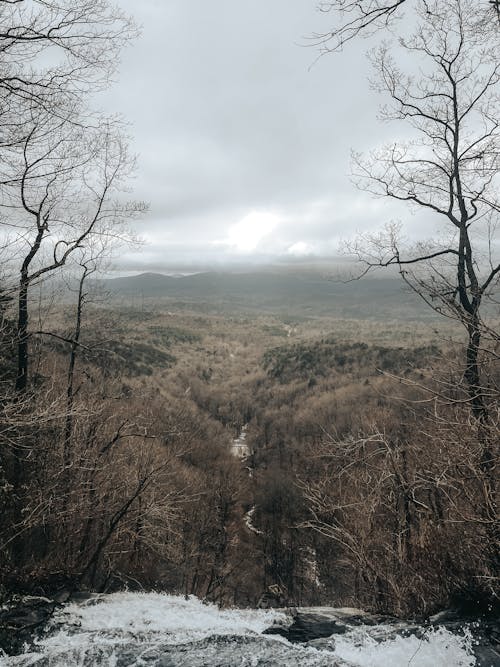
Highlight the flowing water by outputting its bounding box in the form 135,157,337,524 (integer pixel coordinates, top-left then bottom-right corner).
2,592,477,666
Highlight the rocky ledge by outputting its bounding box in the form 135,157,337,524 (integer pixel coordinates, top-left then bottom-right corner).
1,595,499,666
263,606,500,666
0,591,92,655
0,596,59,655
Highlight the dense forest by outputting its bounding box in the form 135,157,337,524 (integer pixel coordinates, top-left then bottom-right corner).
0,0,498,646
0,287,497,619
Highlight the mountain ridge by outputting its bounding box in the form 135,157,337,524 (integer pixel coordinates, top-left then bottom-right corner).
96,270,434,320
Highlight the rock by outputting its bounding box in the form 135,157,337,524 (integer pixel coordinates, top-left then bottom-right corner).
52,590,72,604
0,596,56,655
306,637,337,651
9,635,356,667
465,619,500,667
68,592,103,604
263,606,400,644
263,604,500,667
427,610,500,667
429,609,463,624
264,611,348,642
474,645,500,667
114,635,356,667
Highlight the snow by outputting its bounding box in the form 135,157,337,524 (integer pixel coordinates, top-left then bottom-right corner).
2,593,477,667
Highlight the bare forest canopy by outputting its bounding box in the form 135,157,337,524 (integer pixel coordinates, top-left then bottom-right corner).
313,0,500,50
96,270,438,320
0,0,498,646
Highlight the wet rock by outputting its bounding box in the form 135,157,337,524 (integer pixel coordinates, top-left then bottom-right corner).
376,614,500,667
263,607,398,644
263,605,500,667
51,590,71,604
264,611,348,642
9,635,355,667
460,619,500,667
0,596,56,655
306,636,337,651
0,592,96,655
427,610,500,667
474,645,500,667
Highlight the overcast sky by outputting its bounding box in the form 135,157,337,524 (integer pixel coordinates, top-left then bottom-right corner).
102,0,429,271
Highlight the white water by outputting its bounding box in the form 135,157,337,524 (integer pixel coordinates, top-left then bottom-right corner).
334,626,476,667
3,593,477,667
231,425,251,459
43,592,282,642
244,506,264,535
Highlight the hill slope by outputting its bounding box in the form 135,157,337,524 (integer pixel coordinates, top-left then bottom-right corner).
98,271,434,320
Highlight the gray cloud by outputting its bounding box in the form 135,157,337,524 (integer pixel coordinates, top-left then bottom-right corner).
102,0,432,270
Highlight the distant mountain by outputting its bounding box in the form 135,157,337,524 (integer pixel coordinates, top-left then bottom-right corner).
97,271,435,320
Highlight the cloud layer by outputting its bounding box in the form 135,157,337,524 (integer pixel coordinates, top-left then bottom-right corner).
104,0,434,269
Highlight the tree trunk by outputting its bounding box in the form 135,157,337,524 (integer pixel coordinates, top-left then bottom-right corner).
64,266,88,466
15,275,29,393
465,320,486,420
464,319,499,571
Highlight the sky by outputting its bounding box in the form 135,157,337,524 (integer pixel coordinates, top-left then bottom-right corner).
101,0,430,271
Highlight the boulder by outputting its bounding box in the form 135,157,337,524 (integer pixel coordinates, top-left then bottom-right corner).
0,596,56,655
264,611,348,642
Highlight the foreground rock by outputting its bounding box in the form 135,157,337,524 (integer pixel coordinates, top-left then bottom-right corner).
264,607,392,643
0,597,59,655
264,607,500,667
0,593,485,666
8,635,354,667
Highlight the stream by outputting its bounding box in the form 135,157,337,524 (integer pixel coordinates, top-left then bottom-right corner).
1,592,483,666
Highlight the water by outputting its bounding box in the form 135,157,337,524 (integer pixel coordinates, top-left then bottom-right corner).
2,593,477,666
231,425,251,459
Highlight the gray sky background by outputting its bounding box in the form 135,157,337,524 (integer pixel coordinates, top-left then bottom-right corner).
101,0,433,271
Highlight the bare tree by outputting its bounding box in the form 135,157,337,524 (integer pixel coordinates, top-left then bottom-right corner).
62,244,108,466
0,3,143,584
349,0,500,420
312,0,499,51
299,408,499,614
0,2,141,393
0,1,136,110
0,110,140,392
341,0,500,571
0,1,137,218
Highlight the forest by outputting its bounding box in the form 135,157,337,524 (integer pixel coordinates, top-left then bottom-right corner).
0,280,497,620
0,0,498,651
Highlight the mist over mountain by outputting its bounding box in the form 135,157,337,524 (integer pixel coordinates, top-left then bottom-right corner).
97,269,434,320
